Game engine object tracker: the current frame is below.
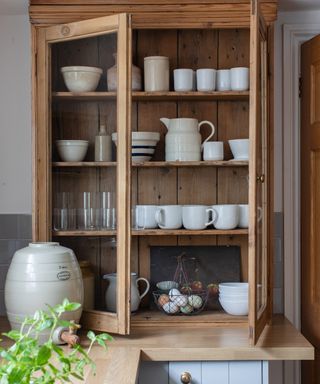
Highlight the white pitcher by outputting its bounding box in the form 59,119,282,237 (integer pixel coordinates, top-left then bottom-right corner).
160,117,215,161
103,272,150,312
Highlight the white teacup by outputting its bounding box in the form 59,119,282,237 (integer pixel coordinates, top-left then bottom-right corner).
238,204,248,228
230,67,249,91
182,205,214,230
155,205,182,229
196,69,216,91
174,69,193,92
133,205,158,229
211,204,239,230
203,141,224,161
216,69,231,91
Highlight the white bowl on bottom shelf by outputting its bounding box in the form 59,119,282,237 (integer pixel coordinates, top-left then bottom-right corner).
219,297,248,316
56,140,89,162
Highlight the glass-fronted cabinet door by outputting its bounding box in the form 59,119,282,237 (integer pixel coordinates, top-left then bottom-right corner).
33,14,132,334
248,0,271,344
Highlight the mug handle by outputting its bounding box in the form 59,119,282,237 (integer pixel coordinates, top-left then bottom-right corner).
155,208,164,227
198,121,216,151
205,208,216,227
136,277,150,300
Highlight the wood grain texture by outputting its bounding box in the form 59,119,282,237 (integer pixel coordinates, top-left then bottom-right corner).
29,3,278,27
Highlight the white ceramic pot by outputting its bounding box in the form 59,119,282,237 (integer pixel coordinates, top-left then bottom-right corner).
5,242,83,334
103,272,150,312
107,53,142,91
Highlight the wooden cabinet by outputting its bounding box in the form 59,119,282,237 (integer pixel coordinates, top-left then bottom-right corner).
30,0,276,344
138,361,268,384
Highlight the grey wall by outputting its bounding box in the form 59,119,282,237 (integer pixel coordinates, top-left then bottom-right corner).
0,214,32,315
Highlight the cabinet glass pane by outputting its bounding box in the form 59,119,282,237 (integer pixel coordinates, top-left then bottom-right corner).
256,39,268,317
50,31,120,315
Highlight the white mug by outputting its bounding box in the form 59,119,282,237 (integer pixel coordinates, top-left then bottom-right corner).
174,69,193,92
133,205,158,229
216,69,231,91
196,69,216,91
238,204,248,228
155,205,182,229
230,67,249,91
182,205,214,230
203,141,224,161
211,204,239,230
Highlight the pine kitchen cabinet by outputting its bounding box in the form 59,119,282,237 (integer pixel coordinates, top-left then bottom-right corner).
29,0,313,366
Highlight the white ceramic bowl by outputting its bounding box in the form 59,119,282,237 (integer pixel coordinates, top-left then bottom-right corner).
219,282,248,294
228,139,249,160
156,281,179,291
112,132,160,162
61,66,103,92
219,297,248,316
56,140,89,162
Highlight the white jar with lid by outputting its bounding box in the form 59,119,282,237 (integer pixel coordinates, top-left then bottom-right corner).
144,56,169,92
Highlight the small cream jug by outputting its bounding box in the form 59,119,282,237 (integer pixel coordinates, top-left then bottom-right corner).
103,272,150,312
160,117,215,161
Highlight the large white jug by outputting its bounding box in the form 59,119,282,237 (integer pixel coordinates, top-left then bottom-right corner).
103,272,150,312
160,117,215,161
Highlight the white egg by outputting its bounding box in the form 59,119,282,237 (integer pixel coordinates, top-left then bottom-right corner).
162,301,179,314
172,294,188,307
169,288,181,299
188,295,203,309
180,304,193,314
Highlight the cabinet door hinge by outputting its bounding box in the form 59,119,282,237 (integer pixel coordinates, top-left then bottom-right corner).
299,76,302,98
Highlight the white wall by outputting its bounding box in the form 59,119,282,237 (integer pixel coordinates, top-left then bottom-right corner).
0,14,31,214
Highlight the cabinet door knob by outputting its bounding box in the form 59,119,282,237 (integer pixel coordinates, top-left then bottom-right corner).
180,371,192,383
257,174,265,183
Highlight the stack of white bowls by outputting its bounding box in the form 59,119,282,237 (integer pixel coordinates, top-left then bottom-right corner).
218,282,248,316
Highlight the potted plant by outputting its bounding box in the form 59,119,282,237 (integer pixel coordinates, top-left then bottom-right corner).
0,299,113,383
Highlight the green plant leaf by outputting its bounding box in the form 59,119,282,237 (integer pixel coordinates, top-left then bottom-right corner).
63,302,81,312
96,333,113,341
2,330,21,341
36,345,51,366
87,331,95,341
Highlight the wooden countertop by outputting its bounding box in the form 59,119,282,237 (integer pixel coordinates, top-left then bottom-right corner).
0,316,314,384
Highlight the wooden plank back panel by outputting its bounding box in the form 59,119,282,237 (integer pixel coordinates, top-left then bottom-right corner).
216,29,250,281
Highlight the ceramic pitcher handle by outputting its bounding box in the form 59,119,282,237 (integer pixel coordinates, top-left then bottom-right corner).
136,277,150,300
198,121,216,150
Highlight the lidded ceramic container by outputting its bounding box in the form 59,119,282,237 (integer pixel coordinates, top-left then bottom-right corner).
107,53,142,91
5,242,83,333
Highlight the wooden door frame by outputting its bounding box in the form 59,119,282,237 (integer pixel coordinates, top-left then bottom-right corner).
282,23,320,384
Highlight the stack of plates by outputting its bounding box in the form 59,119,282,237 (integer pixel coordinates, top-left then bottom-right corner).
112,131,160,162
218,282,248,315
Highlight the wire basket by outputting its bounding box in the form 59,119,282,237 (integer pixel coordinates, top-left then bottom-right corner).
153,290,208,316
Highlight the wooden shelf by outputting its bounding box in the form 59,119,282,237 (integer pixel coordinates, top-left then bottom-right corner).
131,309,247,327
132,229,248,236
53,229,248,237
52,91,249,101
53,230,117,237
52,160,248,168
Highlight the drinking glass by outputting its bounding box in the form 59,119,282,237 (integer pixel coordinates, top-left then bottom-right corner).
100,191,116,230
77,192,100,230
53,192,75,230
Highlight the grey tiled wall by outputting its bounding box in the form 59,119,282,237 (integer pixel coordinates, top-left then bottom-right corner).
0,214,32,315
273,212,284,314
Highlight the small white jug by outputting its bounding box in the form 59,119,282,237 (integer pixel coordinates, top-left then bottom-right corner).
103,272,150,312
160,117,215,161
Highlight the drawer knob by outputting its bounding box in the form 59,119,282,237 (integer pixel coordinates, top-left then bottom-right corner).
257,174,265,183
180,371,192,384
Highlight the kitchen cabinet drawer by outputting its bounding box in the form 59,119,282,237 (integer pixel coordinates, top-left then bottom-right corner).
139,361,268,384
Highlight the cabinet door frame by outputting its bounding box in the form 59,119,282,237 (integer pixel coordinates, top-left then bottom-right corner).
248,0,271,344
32,13,132,335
